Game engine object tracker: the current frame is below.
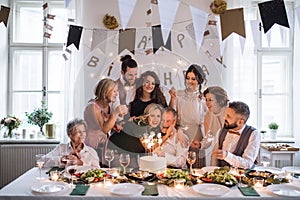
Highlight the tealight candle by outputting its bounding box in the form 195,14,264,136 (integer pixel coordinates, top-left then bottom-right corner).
104,176,113,187
253,177,264,188
174,179,185,189
111,168,120,177
50,171,59,181
285,172,293,181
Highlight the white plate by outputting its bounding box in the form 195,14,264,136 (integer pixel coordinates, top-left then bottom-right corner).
31,183,66,194
193,183,230,197
200,166,219,173
254,166,284,174
267,184,300,197
282,166,300,174
109,183,144,196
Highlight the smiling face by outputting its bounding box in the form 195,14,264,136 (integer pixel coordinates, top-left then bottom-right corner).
68,124,86,146
107,85,119,103
123,67,138,86
142,75,155,94
148,108,162,128
185,72,198,91
224,107,244,130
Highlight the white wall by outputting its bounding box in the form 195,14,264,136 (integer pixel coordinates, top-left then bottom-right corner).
0,0,9,117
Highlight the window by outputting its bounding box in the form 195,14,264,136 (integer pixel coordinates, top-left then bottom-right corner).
9,0,66,136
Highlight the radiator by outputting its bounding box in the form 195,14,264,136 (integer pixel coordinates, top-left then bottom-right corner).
0,144,57,189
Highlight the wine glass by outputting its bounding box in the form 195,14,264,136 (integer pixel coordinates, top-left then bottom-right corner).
66,159,77,188
187,151,196,174
119,153,130,174
60,145,69,167
260,153,271,167
105,149,114,169
36,154,45,180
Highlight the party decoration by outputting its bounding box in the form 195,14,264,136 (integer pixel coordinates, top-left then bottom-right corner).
47,14,56,19
190,6,208,51
0,5,10,27
151,0,158,5
220,8,245,41
65,0,72,8
118,0,137,30
43,32,52,38
296,6,300,28
118,28,136,54
152,25,171,53
66,25,83,50
45,23,53,31
102,13,119,30
258,0,289,33
210,0,227,14
91,29,108,51
43,3,48,10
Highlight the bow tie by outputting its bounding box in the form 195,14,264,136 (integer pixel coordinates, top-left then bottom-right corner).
228,130,240,135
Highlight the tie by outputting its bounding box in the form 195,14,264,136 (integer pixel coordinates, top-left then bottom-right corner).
228,130,240,135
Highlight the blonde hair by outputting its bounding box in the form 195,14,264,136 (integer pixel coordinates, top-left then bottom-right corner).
94,78,117,100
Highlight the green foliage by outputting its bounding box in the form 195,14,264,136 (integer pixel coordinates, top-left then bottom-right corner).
25,101,53,133
268,122,279,130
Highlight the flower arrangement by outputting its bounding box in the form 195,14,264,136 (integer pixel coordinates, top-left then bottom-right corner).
102,13,119,30
25,101,53,135
268,122,279,130
0,116,22,138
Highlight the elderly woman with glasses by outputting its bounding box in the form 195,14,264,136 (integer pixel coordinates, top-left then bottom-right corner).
45,118,100,168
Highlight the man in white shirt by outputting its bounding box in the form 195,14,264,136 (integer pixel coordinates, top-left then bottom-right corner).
211,101,261,169
153,107,189,168
45,118,100,168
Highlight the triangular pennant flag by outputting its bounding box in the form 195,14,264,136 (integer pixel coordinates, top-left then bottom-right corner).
157,0,180,45
258,0,289,33
43,32,52,39
215,15,225,56
43,3,48,10
118,28,136,54
250,20,260,49
220,8,246,41
118,0,137,30
239,36,245,55
47,14,56,19
296,6,300,28
66,25,83,50
0,6,10,27
45,23,53,31
91,29,108,52
266,30,271,47
185,23,195,40
190,6,208,51
152,25,171,54
65,0,71,8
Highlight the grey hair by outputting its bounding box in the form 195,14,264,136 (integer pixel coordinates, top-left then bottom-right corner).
66,118,87,133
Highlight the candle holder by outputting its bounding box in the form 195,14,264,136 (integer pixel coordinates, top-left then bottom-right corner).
108,168,120,177
253,177,264,188
285,171,293,182
50,170,59,181
174,179,185,189
104,175,114,187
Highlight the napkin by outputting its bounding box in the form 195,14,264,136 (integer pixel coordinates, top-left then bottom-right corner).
142,183,159,196
46,166,65,174
70,184,90,196
238,186,260,196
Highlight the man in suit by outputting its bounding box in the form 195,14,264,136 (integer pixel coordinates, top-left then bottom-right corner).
211,101,261,169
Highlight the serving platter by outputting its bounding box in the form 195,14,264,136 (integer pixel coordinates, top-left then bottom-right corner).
109,183,144,196
31,183,66,194
193,183,230,196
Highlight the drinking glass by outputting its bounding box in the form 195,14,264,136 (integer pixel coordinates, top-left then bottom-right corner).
105,149,114,169
66,159,77,188
260,153,271,167
60,145,69,167
36,154,45,180
119,153,130,174
187,151,196,174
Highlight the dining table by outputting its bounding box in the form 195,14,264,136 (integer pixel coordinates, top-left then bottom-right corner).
0,166,299,200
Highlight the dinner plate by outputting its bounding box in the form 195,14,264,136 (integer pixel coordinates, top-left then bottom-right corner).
267,184,300,197
31,183,66,194
254,166,283,174
200,166,219,173
192,183,230,196
109,183,144,196
282,166,300,174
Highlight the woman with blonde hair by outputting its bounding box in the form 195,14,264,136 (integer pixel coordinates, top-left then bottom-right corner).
84,78,128,166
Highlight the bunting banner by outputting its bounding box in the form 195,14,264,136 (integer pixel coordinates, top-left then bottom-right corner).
65,0,72,8
152,25,171,53
0,5,10,27
190,6,208,51
258,0,289,33
43,3,48,10
157,0,180,45
67,25,83,50
296,6,300,28
118,28,136,54
91,29,108,52
250,20,260,49
118,0,137,30
220,8,246,41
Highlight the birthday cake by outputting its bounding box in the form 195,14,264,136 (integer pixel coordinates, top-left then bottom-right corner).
139,156,166,173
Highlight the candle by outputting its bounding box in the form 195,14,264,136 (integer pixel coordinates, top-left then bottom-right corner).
174,179,185,189
50,171,59,181
285,172,293,181
261,161,270,167
104,176,113,187
253,177,264,188
110,168,120,177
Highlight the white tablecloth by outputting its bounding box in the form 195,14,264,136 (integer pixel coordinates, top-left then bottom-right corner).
0,167,297,200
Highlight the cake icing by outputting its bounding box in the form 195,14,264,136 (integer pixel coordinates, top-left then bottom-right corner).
139,156,166,173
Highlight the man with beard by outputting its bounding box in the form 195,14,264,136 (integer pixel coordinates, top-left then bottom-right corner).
211,101,260,169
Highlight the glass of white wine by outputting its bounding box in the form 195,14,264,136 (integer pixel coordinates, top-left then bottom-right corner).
36,154,45,180
105,149,114,169
187,151,196,174
119,153,130,174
